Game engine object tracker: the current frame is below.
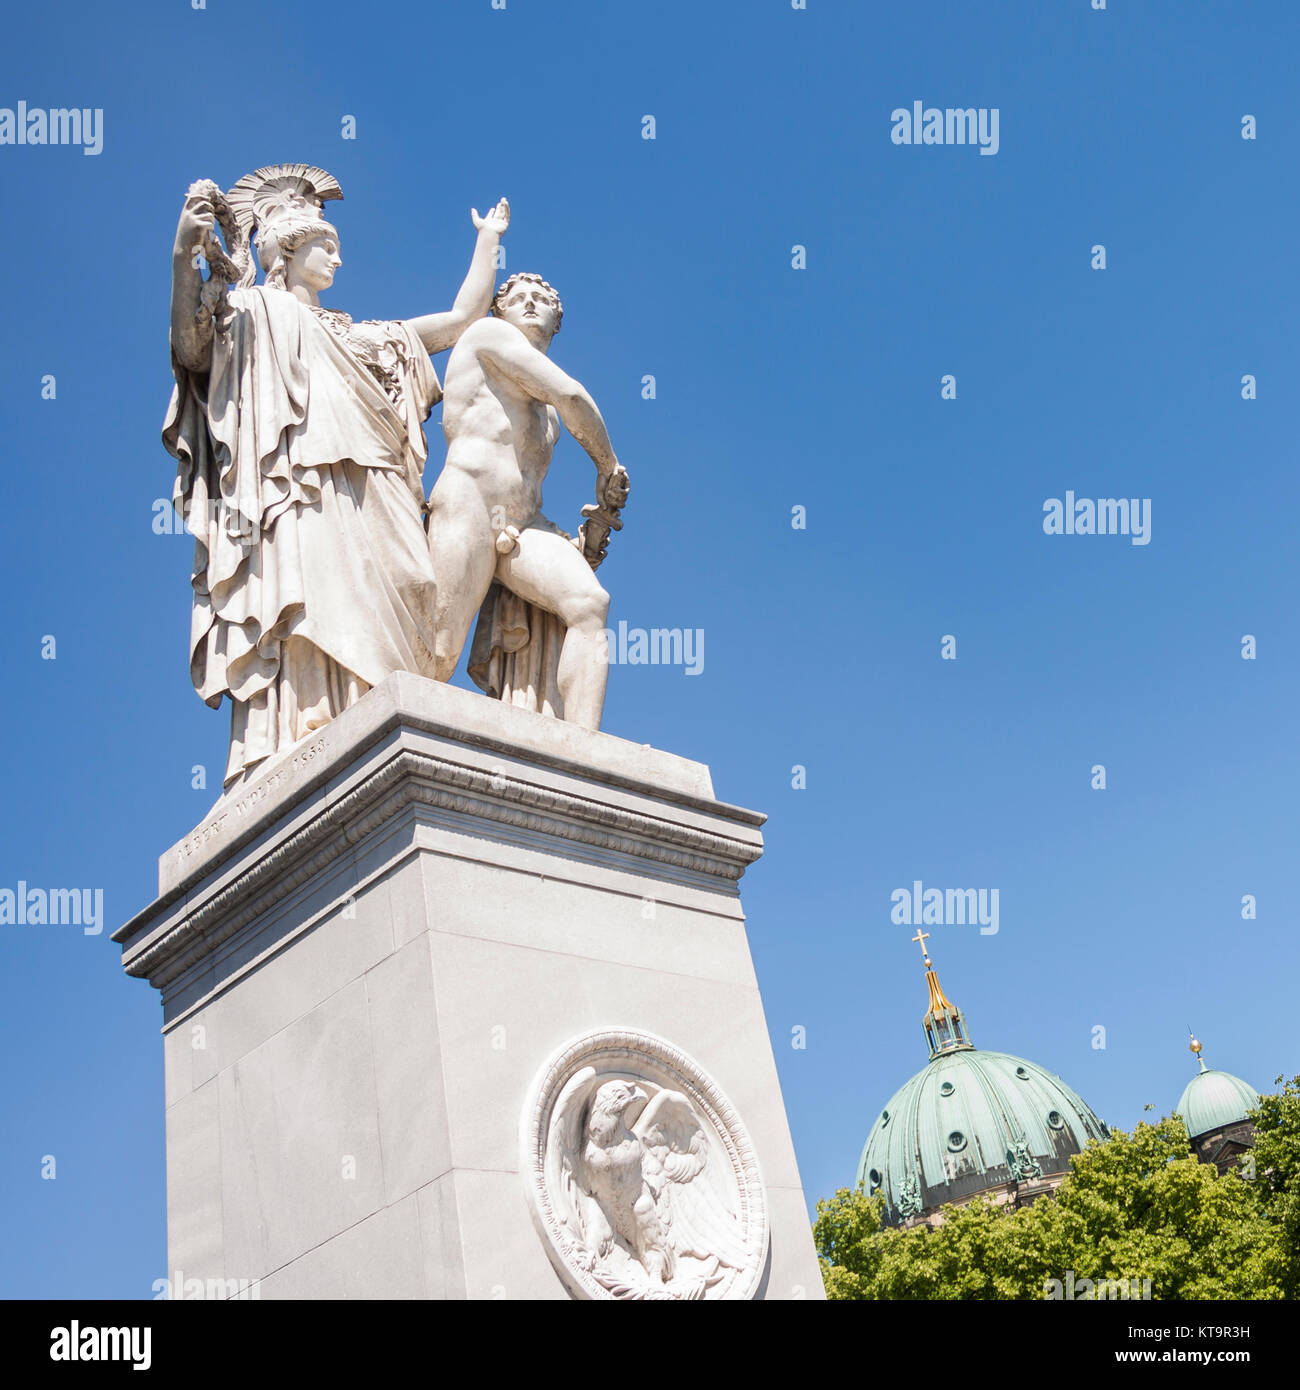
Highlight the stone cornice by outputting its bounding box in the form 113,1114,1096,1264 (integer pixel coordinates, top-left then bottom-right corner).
118,743,765,992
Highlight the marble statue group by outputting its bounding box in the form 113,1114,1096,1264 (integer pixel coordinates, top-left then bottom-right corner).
166,164,630,788
148,164,797,1305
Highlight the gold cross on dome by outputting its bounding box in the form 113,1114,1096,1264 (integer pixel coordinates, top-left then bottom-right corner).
911,928,931,965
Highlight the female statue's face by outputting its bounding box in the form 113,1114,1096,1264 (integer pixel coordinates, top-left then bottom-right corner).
286,231,342,294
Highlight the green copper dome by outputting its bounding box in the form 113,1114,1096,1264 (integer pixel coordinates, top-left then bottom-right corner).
1176,1037,1259,1140
857,1047,1108,1222
857,936,1107,1223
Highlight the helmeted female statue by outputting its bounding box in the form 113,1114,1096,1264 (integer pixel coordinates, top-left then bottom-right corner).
165,164,508,787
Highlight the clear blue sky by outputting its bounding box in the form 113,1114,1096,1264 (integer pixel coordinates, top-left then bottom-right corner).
2,1,1297,1297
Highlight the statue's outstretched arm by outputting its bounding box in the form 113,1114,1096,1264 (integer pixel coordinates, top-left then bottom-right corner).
476,319,620,481
406,199,510,355
171,189,217,374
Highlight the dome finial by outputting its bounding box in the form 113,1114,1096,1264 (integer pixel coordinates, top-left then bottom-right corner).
1189,1028,1207,1073
913,931,973,1059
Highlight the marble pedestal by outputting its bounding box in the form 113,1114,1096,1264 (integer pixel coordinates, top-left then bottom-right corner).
114,673,823,1299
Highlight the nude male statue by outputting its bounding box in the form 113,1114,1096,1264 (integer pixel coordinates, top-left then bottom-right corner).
426,273,630,729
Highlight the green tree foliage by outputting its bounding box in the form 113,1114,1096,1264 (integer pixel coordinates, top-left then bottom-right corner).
814,1099,1297,1300
1250,1075,1300,1298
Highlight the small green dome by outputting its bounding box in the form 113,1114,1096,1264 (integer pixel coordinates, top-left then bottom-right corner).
857,1048,1108,1222
1176,1067,1259,1140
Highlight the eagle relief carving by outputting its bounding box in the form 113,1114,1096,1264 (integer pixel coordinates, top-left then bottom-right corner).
521,1029,769,1300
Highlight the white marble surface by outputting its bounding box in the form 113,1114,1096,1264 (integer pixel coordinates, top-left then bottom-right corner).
124,681,821,1299
169,169,510,788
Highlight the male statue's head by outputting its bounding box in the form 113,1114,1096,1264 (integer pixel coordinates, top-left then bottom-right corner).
491,273,563,351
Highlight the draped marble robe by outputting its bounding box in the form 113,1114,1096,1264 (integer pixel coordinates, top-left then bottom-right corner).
163,284,441,787
466,581,567,719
